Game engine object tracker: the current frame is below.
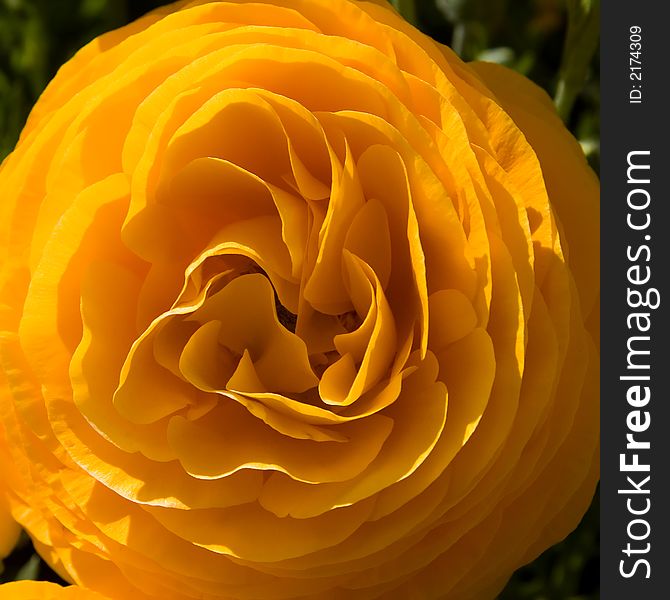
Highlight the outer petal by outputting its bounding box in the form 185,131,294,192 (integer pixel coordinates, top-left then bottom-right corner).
0,493,19,561
0,581,109,600
469,60,600,325
0,422,20,561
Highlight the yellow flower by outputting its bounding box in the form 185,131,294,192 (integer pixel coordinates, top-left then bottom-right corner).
0,0,598,598
0,581,108,600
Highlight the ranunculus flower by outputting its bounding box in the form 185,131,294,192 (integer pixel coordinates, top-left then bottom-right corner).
0,581,108,599
0,0,599,598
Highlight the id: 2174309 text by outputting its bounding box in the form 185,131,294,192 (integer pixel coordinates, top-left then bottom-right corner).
629,26,643,104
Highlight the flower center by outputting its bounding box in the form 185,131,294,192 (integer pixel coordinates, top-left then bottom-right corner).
275,300,297,333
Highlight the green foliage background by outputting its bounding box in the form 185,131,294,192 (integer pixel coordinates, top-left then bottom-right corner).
0,0,599,597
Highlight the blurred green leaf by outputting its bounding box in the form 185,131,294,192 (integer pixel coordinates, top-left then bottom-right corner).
435,0,507,59
15,554,40,581
390,0,417,25
554,0,600,121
